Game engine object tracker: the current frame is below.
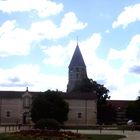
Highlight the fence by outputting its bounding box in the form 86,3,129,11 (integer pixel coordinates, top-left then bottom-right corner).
0,124,140,133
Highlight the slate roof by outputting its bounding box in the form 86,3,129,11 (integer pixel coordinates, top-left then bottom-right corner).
0,90,96,100
0,91,41,98
62,92,97,100
69,44,86,68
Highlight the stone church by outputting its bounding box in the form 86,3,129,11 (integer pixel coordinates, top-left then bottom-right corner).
0,44,97,126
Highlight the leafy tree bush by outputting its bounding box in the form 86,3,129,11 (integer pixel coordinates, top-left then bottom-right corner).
126,96,140,124
35,118,60,130
31,90,69,128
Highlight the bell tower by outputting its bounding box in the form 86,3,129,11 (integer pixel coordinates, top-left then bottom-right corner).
67,43,87,93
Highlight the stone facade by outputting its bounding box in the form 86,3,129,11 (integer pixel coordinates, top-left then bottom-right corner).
0,89,35,125
65,99,97,126
0,98,22,124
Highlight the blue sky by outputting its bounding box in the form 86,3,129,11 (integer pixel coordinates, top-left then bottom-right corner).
0,0,140,100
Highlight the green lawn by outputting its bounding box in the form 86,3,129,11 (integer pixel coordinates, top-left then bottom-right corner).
0,133,126,140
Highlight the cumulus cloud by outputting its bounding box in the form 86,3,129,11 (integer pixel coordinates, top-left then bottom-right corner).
112,3,140,28
0,65,35,90
0,0,63,18
109,83,140,100
107,34,140,99
0,12,87,56
0,64,67,91
30,12,87,40
0,20,33,56
43,45,67,66
108,34,140,63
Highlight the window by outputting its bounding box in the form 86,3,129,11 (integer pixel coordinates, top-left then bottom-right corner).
70,68,73,72
76,67,79,72
6,111,10,117
77,112,82,119
76,73,79,78
23,97,30,108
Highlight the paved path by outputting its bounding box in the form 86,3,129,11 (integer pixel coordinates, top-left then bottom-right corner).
71,130,140,140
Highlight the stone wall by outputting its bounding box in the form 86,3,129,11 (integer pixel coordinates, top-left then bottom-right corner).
65,99,97,126
0,98,23,124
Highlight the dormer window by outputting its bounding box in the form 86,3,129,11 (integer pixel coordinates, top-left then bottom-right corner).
22,87,32,108
23,96,30,108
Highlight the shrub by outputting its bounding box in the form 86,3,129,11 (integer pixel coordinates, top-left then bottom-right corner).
35,118,61,130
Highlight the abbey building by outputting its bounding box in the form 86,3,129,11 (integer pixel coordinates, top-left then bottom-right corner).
0,44,97,126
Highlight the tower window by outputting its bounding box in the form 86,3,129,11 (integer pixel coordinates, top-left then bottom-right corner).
6,111,10,117
76,73,79,78
76,68,79,72
70,68,73,72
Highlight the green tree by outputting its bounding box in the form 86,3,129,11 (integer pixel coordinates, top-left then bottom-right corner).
126,96,140,124
31,90,69,126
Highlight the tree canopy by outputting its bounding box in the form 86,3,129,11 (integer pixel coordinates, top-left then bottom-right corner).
126,96,140,124
31,90,69,125
72,78,110,101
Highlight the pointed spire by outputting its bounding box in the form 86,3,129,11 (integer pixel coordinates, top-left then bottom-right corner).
76,36,79,46
26,87,28,92
69,42,86,68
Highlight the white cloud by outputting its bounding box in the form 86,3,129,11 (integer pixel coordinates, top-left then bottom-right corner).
110,83,140,100
107,34,140,99
112,3,140,28
0,0,63,18
80,33,102,65
108,34,140,66
0,64,67,92
0,20,32,56
0,64,39,88
0,12,87,56
60,12,87,36
105,29,110,33
43,45,67,66
30,12,87,40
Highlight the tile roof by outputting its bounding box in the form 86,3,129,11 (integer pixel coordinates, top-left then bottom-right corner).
107,100,134,111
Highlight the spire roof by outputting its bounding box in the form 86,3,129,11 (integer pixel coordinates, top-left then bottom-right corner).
69,44,86,68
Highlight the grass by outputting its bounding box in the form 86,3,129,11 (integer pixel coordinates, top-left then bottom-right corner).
87,134,126,140
0,133,126,140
